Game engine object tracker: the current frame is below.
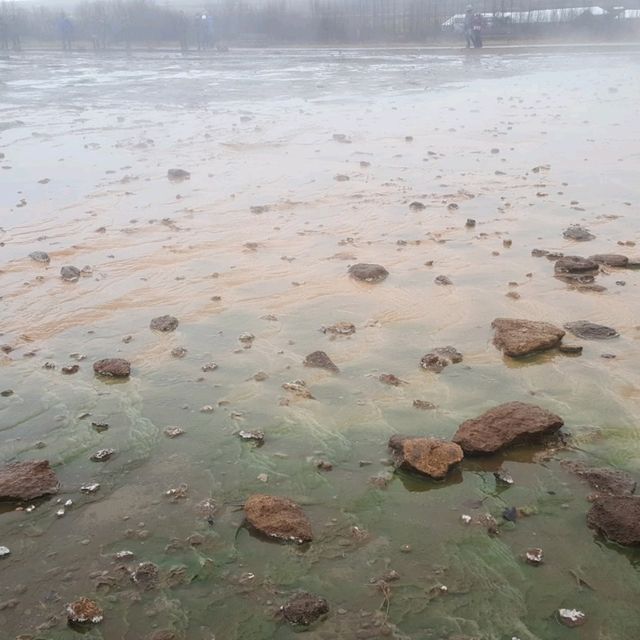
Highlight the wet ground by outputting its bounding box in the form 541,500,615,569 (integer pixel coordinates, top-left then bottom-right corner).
1,47,640,639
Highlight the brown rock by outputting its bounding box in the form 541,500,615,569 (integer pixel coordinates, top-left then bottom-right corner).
244,494,313,543
379,373,403,386
321,322,356,336
588,254,629,267
565,462,636,496
150,315,179,332
0,460,59,501
304,351,338,373
452,402,564,455
348,263,389,283
281,591,329,626
93,358,131,378
554,256,598,274
587,496,640,546
420,346,463,372
388,436,463,479
66,597,104,625
492,318,565,357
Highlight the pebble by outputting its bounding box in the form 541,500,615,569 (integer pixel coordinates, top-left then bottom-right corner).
164,426,185,438
201,362,218,372
80,483,100,494
0,546,10,558
557,608,586,628
525,548,543,565
90,448,115,462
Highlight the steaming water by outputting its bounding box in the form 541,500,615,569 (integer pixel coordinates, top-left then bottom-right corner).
1,47,640,639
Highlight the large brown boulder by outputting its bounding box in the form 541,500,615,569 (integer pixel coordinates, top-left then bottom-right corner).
492,318,565,357
244,494,313,544
388,436,463,479
587,496,640,546
0,460,59,501
452,402,564,455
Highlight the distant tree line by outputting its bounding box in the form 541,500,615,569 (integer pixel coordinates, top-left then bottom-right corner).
1,0,639,49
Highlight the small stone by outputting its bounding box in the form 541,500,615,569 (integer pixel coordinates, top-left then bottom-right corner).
253,371,268,381
563,225,595,241
238,430,265,444
525,548,543,565
559,343,583,355
409,201,426,211
315,459,333,471
588,254,629,267
348,263,389,283
201,362,218,372
114,550,135,560
557,608,586,628
61,365,79,375
167,168,190,181
244,494,313,543
200,405,215,413
554,256,598,275
93,358,131,378
321,321,356,336
60,266,81,282
304,351,339,373
170,347,187,358
0,546,10,558
29,251,50,264
80,483,100,494
434,275,452,286
282,380,314,399
150,315,179,332
465,218,476,228
494,469,514,485
379,373,403,386
413,399,436,410
164,426,184,439
257,473,269,483
388,435,464,480
420,346,463,373
90,448,114,462
130,561,160,589
66,597,104,625
281,592,329,626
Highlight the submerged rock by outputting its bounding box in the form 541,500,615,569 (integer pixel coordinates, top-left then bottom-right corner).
282,380,314,399
492,318,565,357
93,358,131,378
434,275,453,286
29,251,50,264
167,168,190,181
150,315,179,332
131,561,160,589
563,225,595,241
321,321,356,336
281,591,329,626
452,402,564,455
525,548,543,565
244,494,313,543
420,346,463,373
0,460,59,501
588,253,629,267
304,351,339,373
379,373,403,386
587,496,640,546
66,597,103,625
554,256,598,275
348,263,389,283
564,461,636,496
564,321,619,340
388,435,463,480
60,265,81,282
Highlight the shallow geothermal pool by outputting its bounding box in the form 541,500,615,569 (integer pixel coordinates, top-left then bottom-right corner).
1,46,640,640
